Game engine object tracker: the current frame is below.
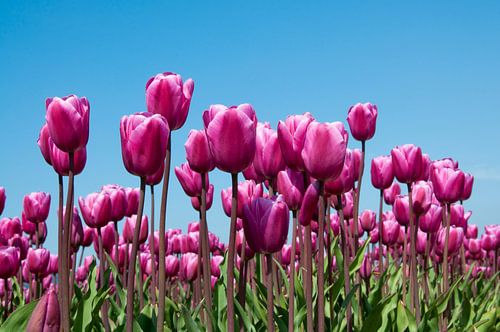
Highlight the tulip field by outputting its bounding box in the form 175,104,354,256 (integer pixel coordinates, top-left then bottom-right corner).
0,72,499,332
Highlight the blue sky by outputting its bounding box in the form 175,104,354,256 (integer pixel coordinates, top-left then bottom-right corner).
1,1,499,255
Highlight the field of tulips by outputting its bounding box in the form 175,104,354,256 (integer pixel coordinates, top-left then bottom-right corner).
0,71,498,332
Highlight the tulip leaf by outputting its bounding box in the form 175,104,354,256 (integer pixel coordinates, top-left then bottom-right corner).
0,299,38,331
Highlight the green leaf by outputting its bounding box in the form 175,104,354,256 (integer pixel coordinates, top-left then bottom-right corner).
349,237,370,276
397,301,409,332
180,304,200,332
0,299,39,331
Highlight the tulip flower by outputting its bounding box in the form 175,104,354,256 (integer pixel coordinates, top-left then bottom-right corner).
27,248,50,275
180,253,199,282
190,184,214,211
145,72,194,130
45,95,90,152
324,149,355,196
0,246,20,279
221,180,263,218
360,210,376,232
393,195,410,226
411,181,432,216
436,226,464,256
174,162,209,197
383,182,401,205
417,154,431,181
100,185,127,222
123,215,149,244
242,163,266,183
391,144,423,184
359,255,372,279
466,224,478,239
9,235,29,260
79,192,112,229
82,226,94,247
23,192,51,223
37,124,53,166
382,219,400,246
165,255,180,277
49,142,87,176
184,129,214,174
0,188,4,217
277,113,315,171
419,204,442,233
0,217,22,242
371,156,394,190
26,286,60,332
277,168,305,211
431,165,465,204
124,187,140,217
253,122,285,180
460,173,474,201
346,102,378,142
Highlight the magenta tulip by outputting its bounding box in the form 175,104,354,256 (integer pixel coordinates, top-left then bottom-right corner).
277,168,305,210
23,192,51,223
360,210,376,232
26,286,60,332
436,226,464,256
431,165,465,204
146,161,165,186
243,195,290,254
124,187,140,217
325,149,355,196
382,218,400,246
393,195,410,226
120,112,170,177
466,224,478,239
221,180,263,218
391,144,423,184
411,181,432,216
242,163,266,183
417,154,431,181
0,188,4,217
298,181,321,226
302,121,348,180
37,124,53,166
0,217,22,241
78,192,112,229
359,255,372,279
346,102,378,141
0,246,20,279
460,173,474,201
101,185,127,222
419,204,442,233
371,155,394,189
191,184,214,211
82,226,94,247
185,129,214,174
165,255,180,277
27,248,50,275
49,142,87,176
277,113,315,171
180,253,199,282
123,215,149,244
203,104,257,173
45,95,90,152
174,162,209,197
383,182,401,205
253,122,285,179
145,72,194,130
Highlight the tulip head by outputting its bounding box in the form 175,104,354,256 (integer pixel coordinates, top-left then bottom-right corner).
390,144,423,184
360,210,376,232
27,248,51,275
0,246,20,279
411,181,433,216
430,164,465,204
79,192,112,229
185,129,214,174
174,163,209,197
383,182,401,205
26,286,60,332
253,122,285,179
277,168,305,211
23,192,51,223
0,187,4,216
346,102,378,142
277,113,315,171
370,155,394,190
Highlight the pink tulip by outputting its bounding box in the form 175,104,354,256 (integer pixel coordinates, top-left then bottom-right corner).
93,222,116,254
26,286,60,332
48,254,58,274
481,234,496,251
346,102,378,141
221,180,263,218
436,226,464,256
467,239,481,254
417,154,431,181
0,188,4,216
466,224,478,239
253,122,285,179
146,161,165,186
211,255,224,277
145,72,194,130
359,255,372,279
185,129,214,174
203,104,257,173
416,230,427,255
393,195,409,226
120,112,170,177
460,173,474,201
174,163,209,197
124,187,140,217
165,255,180,277
191,184,214,211
236,229,255,260
430,158,458,172
352,149,362,181
123,215,149,244
360,210,376,232
383,182,401,205
82,226,94,247
371,155,394,190
27,248,50,275
37,124,53,166
9,235,29,260
450,204,466,228
0,246,20,279
277,113,315,171
242,163,266,183
382,218,400,246
298,181,321,226
419,204,442,233
45,95,90,152
23,192,51,223
430,165,465,204
101,185,127,222
0,217,22,242
62,207,83,250
369,228,379,243
277,168,305,210
243,195,290,254
325,149,355,196
49,141,87,176
391,144,423,183
79,192,112,229
180,253,198,282
411,181,432,216
302,121,348,180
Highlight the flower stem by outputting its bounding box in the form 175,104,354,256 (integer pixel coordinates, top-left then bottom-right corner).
336,195,352,332
266,253,274,332
288,210,298,332
149,185,157,306
317,181,325,332
226,172,238,332
200,173,213,332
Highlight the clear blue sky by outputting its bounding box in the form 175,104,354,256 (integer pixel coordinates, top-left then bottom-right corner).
1,1,499,255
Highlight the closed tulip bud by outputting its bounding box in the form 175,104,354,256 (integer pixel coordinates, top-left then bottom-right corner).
393,195,409,226
0,217,22,241
124,187,140,217
0,246,20,279
123,215,148,244
93,222,116,254
416,230,427,255
391,144,423,184
360,210,376,232
48,254,58,275
430,165,465,204
190,184,214,211
26,286,60,332
165,255,180,277
382,219,400,246
383,182,401,205
76,265,89,283
298,181,321,226
460,173,474,201
450,204,466,228
411,181,433,216
203,104,257,173
481,234,496,251
359,255,372,279
277,168,305,210
302,121,348,180
145,72,194,130
325,149,355,196
330,214,340,236
253,122,285,179
146,161,165,186
468,238,481,254
45,95,90,152
174,163,209,197
31,222,47,245
371,155,394,190
436,226,464,256
342,191,355,219
419,204,442,233
50,142,87,176
0,188,4,216
185,129,215,174
346,102,378,141
82,226,94,247
120,112,170,177
277,113,315,171
281,244,293,266
79,192,112,229
430,158,458,172
187,222,200,233
243,195,290,254
27,248,50,275
101,185,127,222
180,253,198,281
23,192,51,223
221,180,263,218
466,224,478,239
37,124,53,166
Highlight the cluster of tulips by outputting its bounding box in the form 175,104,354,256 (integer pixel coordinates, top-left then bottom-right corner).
0,71,498,332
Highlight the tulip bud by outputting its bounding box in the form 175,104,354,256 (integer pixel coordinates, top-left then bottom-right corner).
419,204,442,233
23,192,51,223
393,195,409,226
277,168,305,211
210,255,224,278
123,215,148,244
325,149,355,196
360,210,376,232
37,124,53,166
190,184,214,211
460,173,474,201
381,219,400,246
79,192,112,229
370,155,394,190
383,182,401,205
436,226,464,256
185,129,215,174
346,102,378,141
101,185,127,222
466,224,478,239
26,286,60,332
174,163,209,197
165,255,180,277
359,255,372,279
298,181,321,226
82,226,94,247
180,253,198,281
253,122,285,179
277,113,314,171
0,217,22,242
430,165,465,204
0,187,4,216
0,246,20,279
27,248,51,275
124,187,140,217
236,230,254,260
411,181,432,216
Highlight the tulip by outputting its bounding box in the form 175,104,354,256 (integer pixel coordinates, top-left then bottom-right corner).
325,149,355,196
460,173,474,201
436,226,464,256
430,164,465,204
65,207,83,250
242,163,266,183
346,102,378,142
203,104,257,173
93,222,116,254
298,181,321,227
383,182,401,205
371,156,394,190
277,168,305,211
277,113,315,171
27,248,50,275
393,195,410,226
466,224,478,239
391,144,423,184
235,229,254,260
82,226,94,247
221,180,263,218
419,204,442,233
382,219,400,246
302,121,348,180
180,253,199,282
416,230,427,255
37,124,53,166
417,154,431,181
411,181,432,216
174,162,209,197
145,72,194,130
45,95,90,152
0,217,22,242
9,235,29,260
100,185,127,222
26,286,60,332
120,112,170,177
211,255,225,278
0,246,20,279
190,184,214,211
360,210,376,232
165,255,180,277
124,187,140,217
23,192,51,223
450,204,466,228
253,122,285,179
481,234,496,252
359,255,372,279
49,141,87,176
146,161,165,186
184,129,215,174
123,215,149,244
79,192,112,229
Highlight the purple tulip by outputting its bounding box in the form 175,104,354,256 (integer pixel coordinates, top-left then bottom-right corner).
360,210,376,232
27,248,51,275
79,192,112,229
419,204,442,233
391,144,423,184
383,182,401,205
346,102,378,141
0,246,20,279
124,187,140,217
393,195,410,226
411,181,432,216
101,185,128,222
277,168,305,210
325,149,355,196
49,142,87,176
277,113,315,171
371,155,394,190
253,122,285,179
26,286,60,332
190,184,214,211
123,215,149,244
23,192,51,223
430,165,465,204
174,163,209,197
185,129,214,174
